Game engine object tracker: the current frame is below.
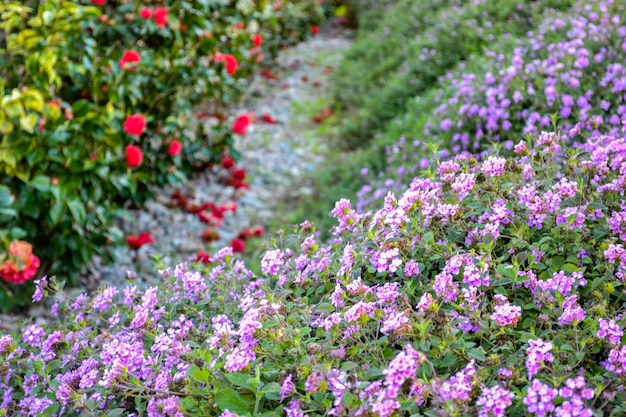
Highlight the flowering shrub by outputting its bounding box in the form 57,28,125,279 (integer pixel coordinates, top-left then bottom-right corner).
334,0,574,149
358,0,626,212
5,127,626,415
0,0,324,307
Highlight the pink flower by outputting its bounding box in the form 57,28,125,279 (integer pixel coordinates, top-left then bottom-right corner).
140,8,152,19
119,50,140,69
125,145,143,168
167,139,182,156
215,53,238,75
124,114,146,136
154,7,168,28
232,115,250,135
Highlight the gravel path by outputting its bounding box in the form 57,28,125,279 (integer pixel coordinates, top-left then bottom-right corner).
78,25,353,290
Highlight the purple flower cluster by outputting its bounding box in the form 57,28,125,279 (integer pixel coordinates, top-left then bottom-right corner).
526,338,555,379
476,384,514,417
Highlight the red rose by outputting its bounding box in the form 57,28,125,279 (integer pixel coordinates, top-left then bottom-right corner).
253,225,265,236
154,7,168,28
0,241,40,285
253,33,263,47
140,7,152,19
236,22,245,29
196,251,212,264
311,25,319,35
261,114,277,124
124,114,146,136
232,168,246,181
221,155,235,169
168,139,182,156
231,238,245,253
92,0,105,5
232,114,250,135
126,232,154,249
125,145,143,168
119,50,141,70
214,53,238,76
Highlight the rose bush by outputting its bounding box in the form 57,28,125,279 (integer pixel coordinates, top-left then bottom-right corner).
4,126,626,415
0,0,324,310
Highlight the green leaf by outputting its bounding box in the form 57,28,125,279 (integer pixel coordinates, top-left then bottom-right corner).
49,202,66,226
45,359,62,373
225,373,253,390
19,113,38,133
106,409,127,417
66,199,86,224
215,389,251,416
29,175,51,192
261,382,281,401
468,348,486,362
191,368,210,384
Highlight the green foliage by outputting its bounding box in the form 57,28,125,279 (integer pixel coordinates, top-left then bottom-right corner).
0,0,324,310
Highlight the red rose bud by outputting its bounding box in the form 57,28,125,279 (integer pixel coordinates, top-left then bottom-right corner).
124,114,146,136
125,232,154,249
125,145,143,168
261,114,277,124
232,114,250,135
230,238,245,253
221,155,235,169
253,225,265,236
196,251,212,264
232,168,246,181
154,7,168,28
311,25,319,35
214,53,238,76
140,7,152,19
119,50,141,70
167,139,182,156
201,228,220,243
253,33,263,46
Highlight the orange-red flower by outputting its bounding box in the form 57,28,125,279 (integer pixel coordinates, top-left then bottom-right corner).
126,232,154,249
215,53,238,76
119,50,141,69
0,241,40,285
125,145,143,168
124,114,146,136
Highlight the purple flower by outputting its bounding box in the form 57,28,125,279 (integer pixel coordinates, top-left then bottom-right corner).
476,384,514,417
526,338,554,379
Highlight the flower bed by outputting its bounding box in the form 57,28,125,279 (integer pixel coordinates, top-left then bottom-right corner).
359,0,626,212
3,125,626,415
